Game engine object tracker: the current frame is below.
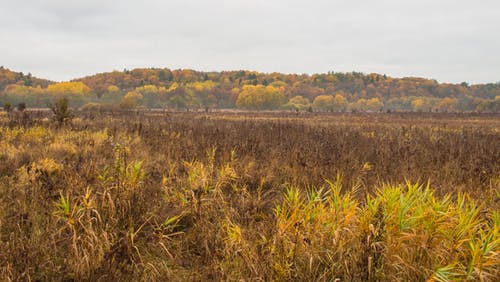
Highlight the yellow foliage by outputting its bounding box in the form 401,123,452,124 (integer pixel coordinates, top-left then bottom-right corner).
313,95,335,111
49,140,77,155
107,85,119,93
269,81,287,89
366,97,384,111
47,81,91,96
23,126,51,143
3,84,43,95
236,85,284,110
437,97,458,112
32,158,63,175
168,82,180,92
90,130,109,146
119,91,143,109
412,98,429,112
284,95,310,110
136,84,159,94
187,80,216,92
0,143,20,161
333,93,348,111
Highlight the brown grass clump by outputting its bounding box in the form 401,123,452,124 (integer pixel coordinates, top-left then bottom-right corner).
0,111,499,280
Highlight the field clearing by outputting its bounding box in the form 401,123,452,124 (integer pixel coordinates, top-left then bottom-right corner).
0,111,499,280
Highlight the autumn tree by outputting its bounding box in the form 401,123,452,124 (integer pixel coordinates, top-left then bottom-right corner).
289,82,325,101
2,66,500,112
46,81,91,96
187,81,217,110
165,82,202,109
107,85,119,93
135,84,162,108
283,95,310,111
236,85,284,110
476,96,500,112
411,98,431,112
313,95,335,112
119,91,143,110
100,85,123,104
385,97,412,112
366,98,384,112
4,84,32,96
437,97,458,112
349,98,367,112
332,93,348,112
46,81,92,106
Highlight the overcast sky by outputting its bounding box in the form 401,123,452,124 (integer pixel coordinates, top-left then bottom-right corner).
1,0,499,84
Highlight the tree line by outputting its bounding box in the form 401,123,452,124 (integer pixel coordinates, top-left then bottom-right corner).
1,66,499,112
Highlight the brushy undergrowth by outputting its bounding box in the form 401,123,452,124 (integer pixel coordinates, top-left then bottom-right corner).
0,112,499,281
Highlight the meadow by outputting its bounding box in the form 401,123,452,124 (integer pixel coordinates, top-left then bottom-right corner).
0,110,499,281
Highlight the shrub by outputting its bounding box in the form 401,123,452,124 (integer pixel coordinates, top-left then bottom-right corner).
17,102,26,112
51,97,73,124
3,102,12,112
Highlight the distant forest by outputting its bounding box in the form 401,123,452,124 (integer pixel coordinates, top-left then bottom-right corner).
1,66,499,112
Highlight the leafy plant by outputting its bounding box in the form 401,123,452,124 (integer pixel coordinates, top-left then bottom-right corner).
51,97,73,124
17,102,26,112
3,102,12,112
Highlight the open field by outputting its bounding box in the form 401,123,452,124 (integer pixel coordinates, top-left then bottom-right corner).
0,111,499,280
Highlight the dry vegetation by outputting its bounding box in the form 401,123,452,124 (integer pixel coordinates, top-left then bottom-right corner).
0,110,499,281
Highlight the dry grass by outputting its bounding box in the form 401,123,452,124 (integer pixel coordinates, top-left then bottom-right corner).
0,111,499,280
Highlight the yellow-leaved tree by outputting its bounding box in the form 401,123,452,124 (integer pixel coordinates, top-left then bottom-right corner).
283,95,310,111
437,97,458,112
411,98,430,112
46,82,91,97
186,81,218,109
236,85,284,110
366,98,384,112
119,91,143,110
313,95,335,112
332,92,348,112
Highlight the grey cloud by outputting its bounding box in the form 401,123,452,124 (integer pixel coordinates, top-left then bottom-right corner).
0,0,498,83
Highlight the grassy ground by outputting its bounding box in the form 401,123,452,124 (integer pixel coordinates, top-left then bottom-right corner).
0,111,499,281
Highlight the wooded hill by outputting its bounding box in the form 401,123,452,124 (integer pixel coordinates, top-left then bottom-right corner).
0,66,53,90
1,66,499,112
